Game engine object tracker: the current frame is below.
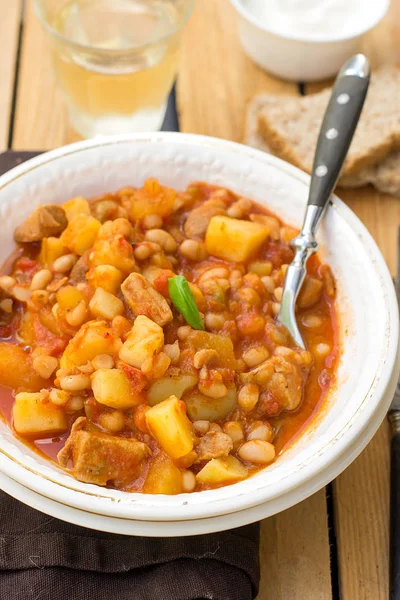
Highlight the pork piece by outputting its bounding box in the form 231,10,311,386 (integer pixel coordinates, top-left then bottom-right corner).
121,272,172,326
57,417,150,486
184,198,225,239
264,356,303,412
196,431,233,461
243,355,304,413
14,205,67,242
69,252,89,284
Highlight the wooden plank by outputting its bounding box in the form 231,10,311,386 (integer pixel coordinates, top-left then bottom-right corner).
259,490,332,600
177,0,294,140
12,0,79,150
304,3,400,597
0,1,23,150
178,3,333,599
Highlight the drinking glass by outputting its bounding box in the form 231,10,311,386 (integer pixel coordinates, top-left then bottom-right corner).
34,0,194,138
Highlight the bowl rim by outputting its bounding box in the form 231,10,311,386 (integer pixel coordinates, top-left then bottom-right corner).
229,0,390,44
0,132,398,523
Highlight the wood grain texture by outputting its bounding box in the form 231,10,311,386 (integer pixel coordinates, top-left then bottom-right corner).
177,0,294,141
12,0,79,149
304,3,400,597
178,3,332,599
258,490,332,600
0,1,23,150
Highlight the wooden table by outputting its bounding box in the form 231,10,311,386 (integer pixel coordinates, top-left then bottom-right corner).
1,1,400,597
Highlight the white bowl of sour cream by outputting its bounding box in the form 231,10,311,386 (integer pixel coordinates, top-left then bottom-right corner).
230,0,389,81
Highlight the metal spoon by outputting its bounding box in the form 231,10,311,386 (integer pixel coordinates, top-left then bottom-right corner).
278,54,370,348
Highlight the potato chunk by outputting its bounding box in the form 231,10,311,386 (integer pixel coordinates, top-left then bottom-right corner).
86,265,123,294
0,343,46,391
63,197,91,222
188,331,236,369
129,178,176,220
121,273,172,326
205,216,269,262
57,285,84,311
89,287,124,320
147,374,198,406
60,214,101,256
145,395,194,459
185,387,237,422
60,320,121,370
143,452,182,494
58,418,149,486
196,456,247,485
119,315,164,369
39,237,68,268
13,392,67,436
91,368,143,409
89,234,136,273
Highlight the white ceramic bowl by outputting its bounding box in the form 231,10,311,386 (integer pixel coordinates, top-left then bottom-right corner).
0,133,398,536
230,0,389,81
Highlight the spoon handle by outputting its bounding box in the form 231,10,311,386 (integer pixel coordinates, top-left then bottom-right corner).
306,54,370,229
278,55,370,348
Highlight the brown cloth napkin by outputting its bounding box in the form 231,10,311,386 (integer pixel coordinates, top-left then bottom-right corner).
0,150,260,600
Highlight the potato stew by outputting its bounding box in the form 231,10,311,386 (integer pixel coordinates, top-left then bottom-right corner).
0,180,337,494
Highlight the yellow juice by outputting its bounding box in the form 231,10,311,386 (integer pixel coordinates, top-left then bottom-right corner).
50,0,181,136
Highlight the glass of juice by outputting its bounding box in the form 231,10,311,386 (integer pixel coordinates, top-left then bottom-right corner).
34,0,193,137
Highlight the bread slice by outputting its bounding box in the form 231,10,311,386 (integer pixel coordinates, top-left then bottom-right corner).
257,65,400,178
245,92,400,197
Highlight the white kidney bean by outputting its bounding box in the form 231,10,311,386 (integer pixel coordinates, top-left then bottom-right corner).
65,300,87,327
66,396,85,413
246,421,273,442
302,315,323,328
0,298,12,312
314,343,331,358
180,239,208,261
193,420,210,435
12,285,31,302
92,354,114,370
33,355,58,379
134,244,151,261
53,253,77,274
163,342,180,364
177,325,192,340
142,214,163,230
238,440,275,464
145,229,177,253
238,384,260,412
223,421,244,444
198,381,227,399
242,346,269,368
261,276,275,294
0,275,16,292
209,423,222,433
100,410,126,432
31,269,52,291
182,470,196,492
59,374,91,391
271,302,281,316
49,388,70,406
204,313,225,330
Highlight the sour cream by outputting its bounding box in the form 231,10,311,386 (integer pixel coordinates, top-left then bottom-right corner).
244,0,376,40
